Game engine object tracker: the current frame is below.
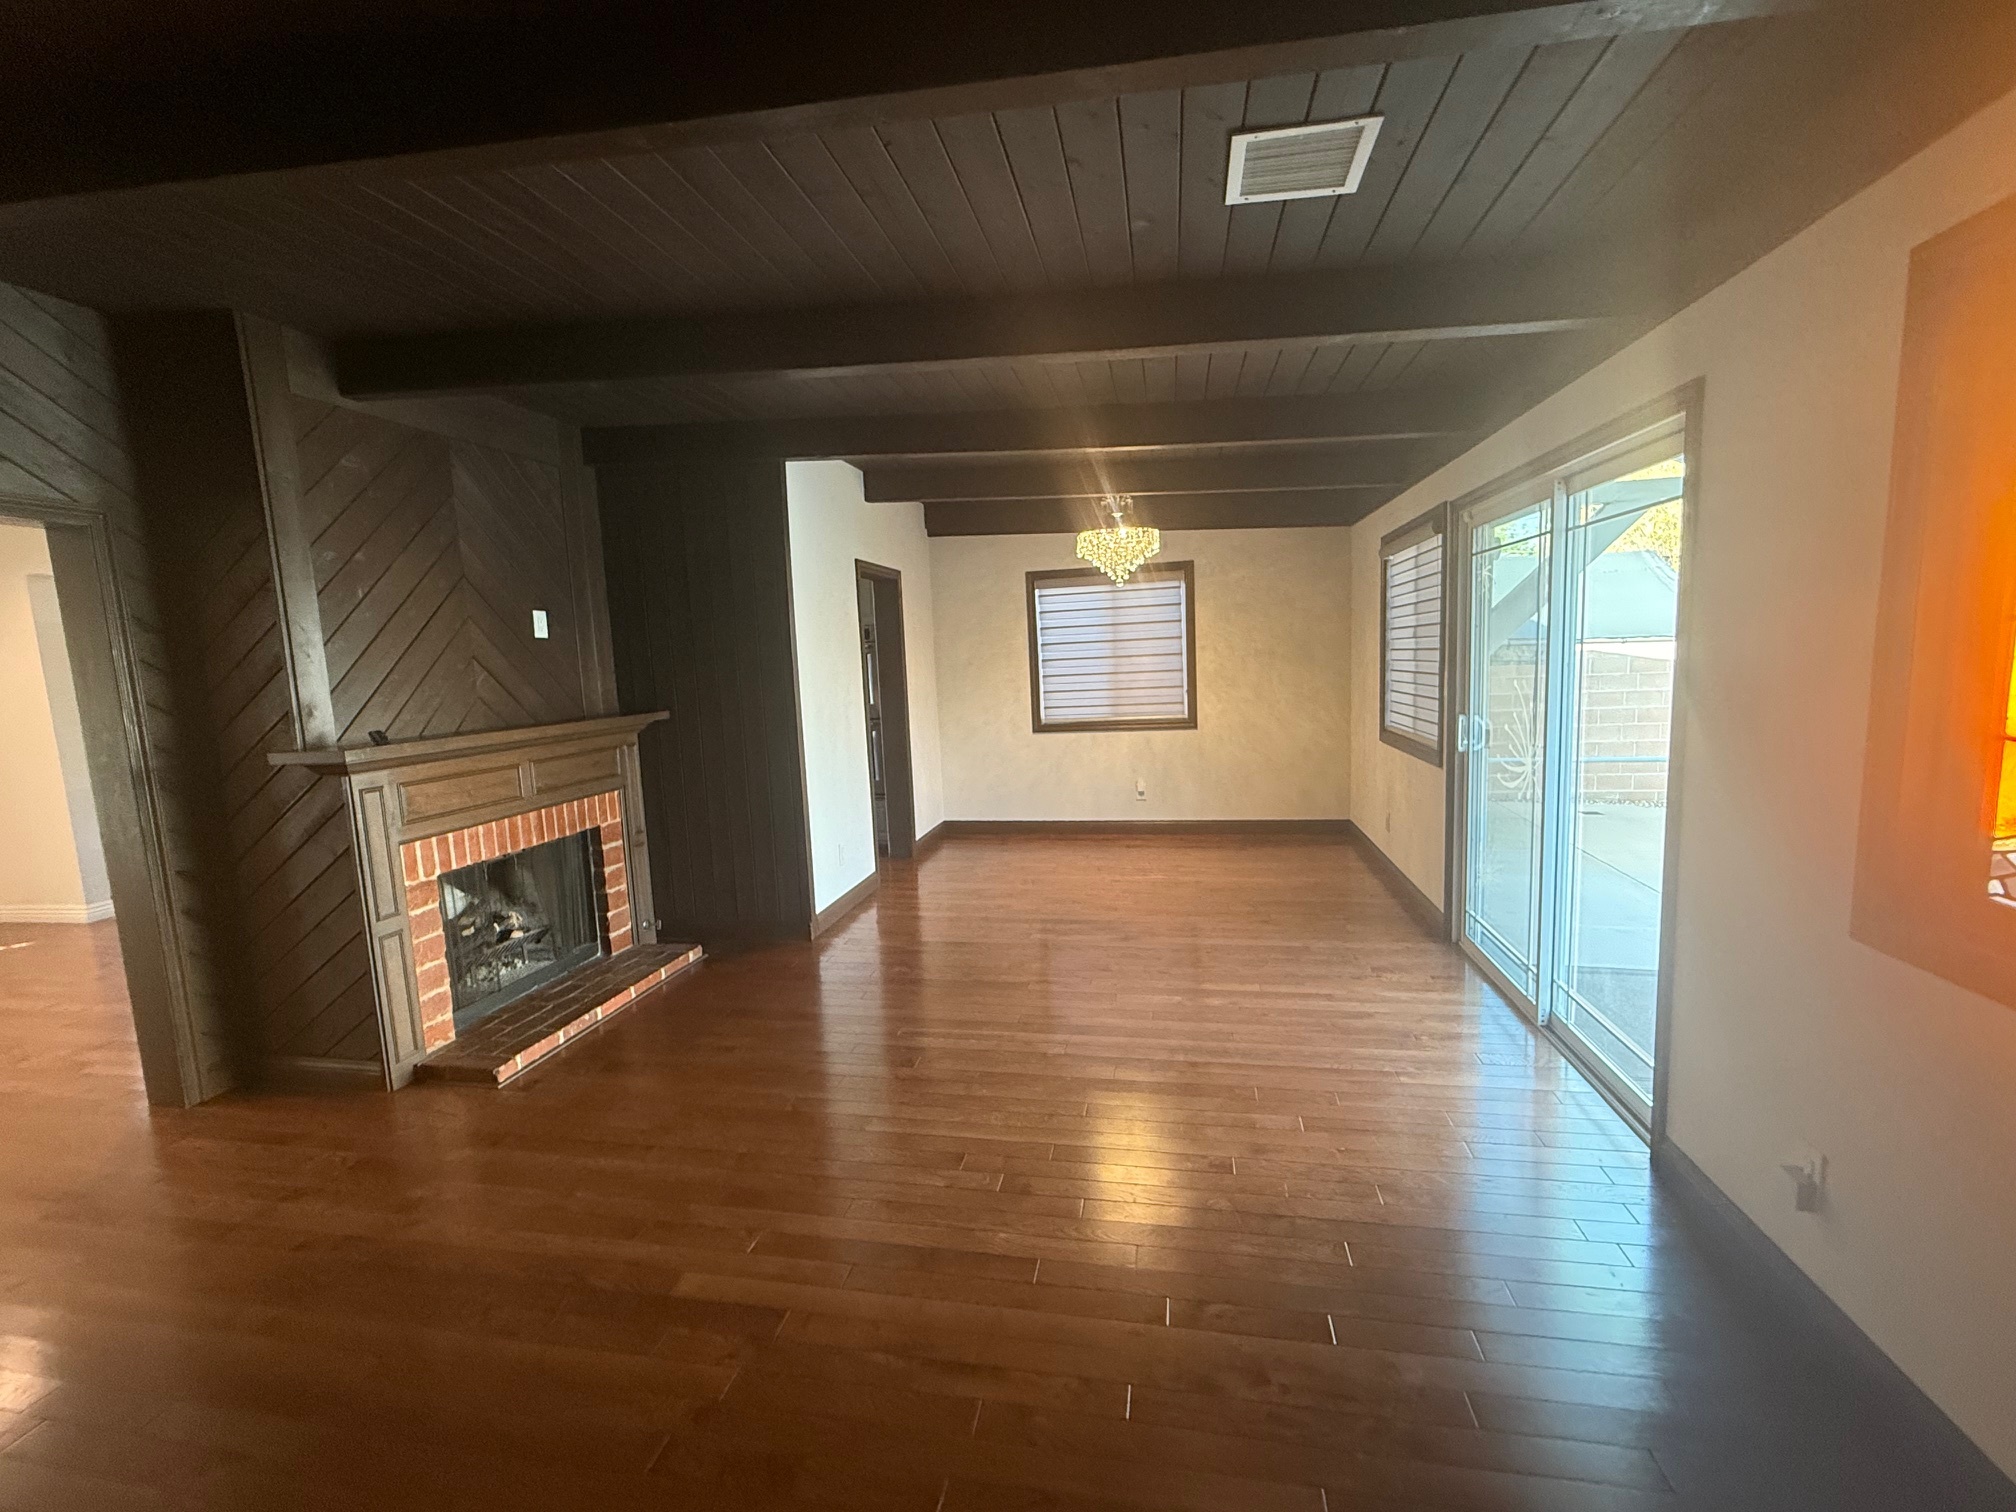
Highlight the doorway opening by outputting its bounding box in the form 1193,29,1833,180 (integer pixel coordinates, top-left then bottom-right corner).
1449,393,1697,1135
0,517,133,1072
855,561,916,861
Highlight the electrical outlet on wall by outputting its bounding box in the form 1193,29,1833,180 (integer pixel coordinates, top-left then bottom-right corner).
1781,1149,1828,1212
1135,778,1147,802
531,608,550,640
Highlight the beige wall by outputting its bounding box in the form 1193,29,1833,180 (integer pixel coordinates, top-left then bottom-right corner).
1349,507,1449,897
1349,89,2016,1473
0,521,110,922
933,528,1350,821
786,461,945,913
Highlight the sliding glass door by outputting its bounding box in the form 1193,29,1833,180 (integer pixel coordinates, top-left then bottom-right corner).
1460,491,1550,999
1455,415,1688,1126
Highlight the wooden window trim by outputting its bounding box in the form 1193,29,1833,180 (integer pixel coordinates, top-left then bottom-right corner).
1378,504,1447,767
1025,561,1198,733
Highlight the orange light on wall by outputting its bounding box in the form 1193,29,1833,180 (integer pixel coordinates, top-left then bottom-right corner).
1852,188,2016,1008
1993,618,2016,903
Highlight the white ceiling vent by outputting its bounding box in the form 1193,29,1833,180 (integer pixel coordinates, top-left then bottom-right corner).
1224,116,1384,206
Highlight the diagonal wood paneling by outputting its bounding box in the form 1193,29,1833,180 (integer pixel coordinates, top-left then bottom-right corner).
451,441,587,722
226,387,606,1061
114,313,381,1068
2,293,616,1080
105,323,617,1073
191,468,378,1061
297,395,592,747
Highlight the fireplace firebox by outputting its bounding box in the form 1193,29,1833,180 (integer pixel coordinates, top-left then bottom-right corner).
439,831,604,1028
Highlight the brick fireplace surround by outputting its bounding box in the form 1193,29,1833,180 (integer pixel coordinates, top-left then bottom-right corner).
270,714,699,1088
403,790,632,1052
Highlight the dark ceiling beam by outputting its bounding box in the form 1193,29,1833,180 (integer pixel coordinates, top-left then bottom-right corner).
580,387,1486,465
859,441,1455,502
898,329,1627,533
336,263,1610,397
924,490,1392,536
0,0,1800,210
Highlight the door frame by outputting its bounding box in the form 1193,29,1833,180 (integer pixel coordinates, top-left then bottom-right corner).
854,560,917,860
0,491,208,1106
1440,381,1704,1144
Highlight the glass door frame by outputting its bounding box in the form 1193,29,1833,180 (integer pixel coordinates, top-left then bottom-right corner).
1451,475,1554,1012
1441,384,1704,1143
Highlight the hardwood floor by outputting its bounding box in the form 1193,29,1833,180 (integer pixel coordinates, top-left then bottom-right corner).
0,837,1984,1510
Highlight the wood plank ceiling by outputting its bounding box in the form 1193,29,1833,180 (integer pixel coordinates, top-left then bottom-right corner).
0,0,2010,531
0,33,1705,336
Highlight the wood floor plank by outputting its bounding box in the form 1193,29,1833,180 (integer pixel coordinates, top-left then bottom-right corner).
0,838,1996,1510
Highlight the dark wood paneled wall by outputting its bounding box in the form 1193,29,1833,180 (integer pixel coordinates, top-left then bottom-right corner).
107,311,619,1081
0,285,239,1104
293,396,600,744
264,340,614,1068
597,453,813,942
116,314,381,1073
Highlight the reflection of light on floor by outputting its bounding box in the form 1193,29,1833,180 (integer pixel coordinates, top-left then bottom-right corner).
1078,1088,1188,1196
0,1330,53,1379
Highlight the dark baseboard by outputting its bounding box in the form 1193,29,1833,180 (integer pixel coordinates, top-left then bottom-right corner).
809,870,879,940
1341,821,1446,936
913,820,947,859
937,819,1352,837
1653,1139,2016,1507
258,1055,386,1094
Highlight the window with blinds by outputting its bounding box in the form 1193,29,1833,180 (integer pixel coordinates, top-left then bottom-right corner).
1380,512,1444,762
1026,563,1196,731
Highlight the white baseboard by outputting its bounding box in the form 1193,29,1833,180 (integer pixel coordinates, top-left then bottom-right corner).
0,900,116,924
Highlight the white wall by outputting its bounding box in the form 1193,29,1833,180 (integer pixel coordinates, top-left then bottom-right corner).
27,572,112,910
785,461,945,914
933,528,1351,821
0,522,112,923
1349,90,2016,1474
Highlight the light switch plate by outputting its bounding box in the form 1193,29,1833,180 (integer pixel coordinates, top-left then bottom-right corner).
531,609,549,639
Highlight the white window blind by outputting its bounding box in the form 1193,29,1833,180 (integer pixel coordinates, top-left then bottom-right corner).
1032,573,1190,727
1382,531,1443,750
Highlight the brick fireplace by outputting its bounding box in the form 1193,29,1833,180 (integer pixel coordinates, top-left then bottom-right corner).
270,715,699,1087
403,790,632,1051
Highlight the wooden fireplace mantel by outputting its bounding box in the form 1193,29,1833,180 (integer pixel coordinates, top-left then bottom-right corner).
270,712,666,773
269,713,667,844
270,713,668,1087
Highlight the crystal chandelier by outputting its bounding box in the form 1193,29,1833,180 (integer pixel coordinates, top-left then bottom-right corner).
1075,495,1162,584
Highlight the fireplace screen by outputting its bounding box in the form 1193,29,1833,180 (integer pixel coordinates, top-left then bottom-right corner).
438,831,603,1027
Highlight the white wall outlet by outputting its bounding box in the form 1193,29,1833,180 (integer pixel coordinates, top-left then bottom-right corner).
531,608,550,640
1781,1149,1827,1212
1135,778,1148,802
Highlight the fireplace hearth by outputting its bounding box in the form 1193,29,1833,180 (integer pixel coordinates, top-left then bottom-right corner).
441,830,603,1028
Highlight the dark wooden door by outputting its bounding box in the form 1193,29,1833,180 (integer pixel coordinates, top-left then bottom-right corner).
855,563,915,860
857,574,892,858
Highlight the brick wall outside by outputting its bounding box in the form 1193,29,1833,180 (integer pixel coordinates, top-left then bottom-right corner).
1484,643,1673,804
400,791,631,1052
